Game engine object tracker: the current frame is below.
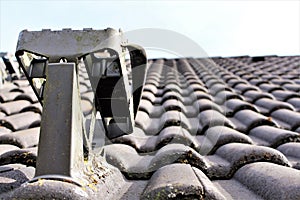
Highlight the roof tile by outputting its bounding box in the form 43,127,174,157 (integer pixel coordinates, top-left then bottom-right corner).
210,143,291,179
141,163,205,199
14,90,38,103
0,111,41,131
104,143,208,179
259,83,283,93
0,126,11,135
0,100,31,115
243,90,274,103
1,54,300,199
223,99,257,116
0,127,40,148
249,126,300,148
271,90,300,101
0,92,23,103
198,126,253,155
277,142,300,169
0,164,35,194
0,144,20,155
234,83,259,94
20,102,42,114
231,109,277,133
0,147,37,167
271,109,300,131
198,110,234,134
254,98,294,115
234,162,300,199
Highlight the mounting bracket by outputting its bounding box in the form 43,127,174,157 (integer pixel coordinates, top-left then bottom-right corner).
0,52,21,81
15,28,147,185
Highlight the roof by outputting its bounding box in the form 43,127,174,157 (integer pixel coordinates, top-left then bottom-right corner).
1,55,300,199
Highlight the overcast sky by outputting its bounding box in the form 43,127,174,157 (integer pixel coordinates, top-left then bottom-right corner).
0,0,299,58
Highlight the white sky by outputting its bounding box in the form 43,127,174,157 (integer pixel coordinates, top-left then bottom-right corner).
0,0,299,58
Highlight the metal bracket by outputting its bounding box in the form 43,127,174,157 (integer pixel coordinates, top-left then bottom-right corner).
125,44,147,118
0,57,6,88
83,48,134,139
16,28,123,63
0,52,21,80
15,28,123,104
15,28,147,184
34,63,84,183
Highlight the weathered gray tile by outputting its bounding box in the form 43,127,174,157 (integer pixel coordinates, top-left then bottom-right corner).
0,111,41,131
0,100,31,115
234,162,300,199
0,127,40,148
141,163,205,199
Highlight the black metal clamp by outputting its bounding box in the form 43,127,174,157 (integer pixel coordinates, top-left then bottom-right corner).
0,52,21,85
